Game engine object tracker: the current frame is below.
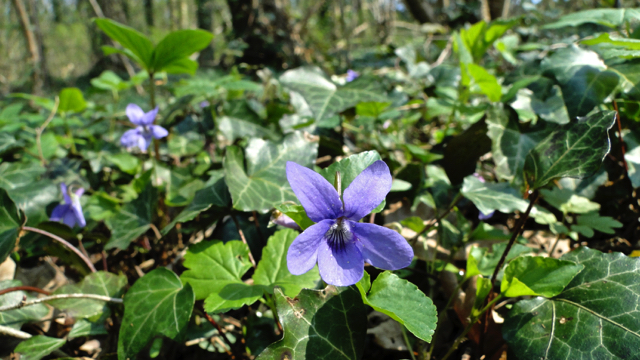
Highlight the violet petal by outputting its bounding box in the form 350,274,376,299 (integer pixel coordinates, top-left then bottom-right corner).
343,160,392,221
351,221,413,270
287,219,332,275
317,236,364,286
150,125,168,139
126,104,146,126
286,162,343,222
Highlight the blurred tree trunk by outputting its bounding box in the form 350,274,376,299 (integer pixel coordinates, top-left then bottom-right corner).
144,0,154,27
196,0,214,67
11,0,42,94
27,0,47,88
225,0,299,68
401,0,436,23
488,0,510,19
52,0,63,22
168,0,176,30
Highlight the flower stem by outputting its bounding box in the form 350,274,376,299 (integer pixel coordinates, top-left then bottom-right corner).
21,226,97,273
35,96,59,165
410,192,462,245
230,214,256,267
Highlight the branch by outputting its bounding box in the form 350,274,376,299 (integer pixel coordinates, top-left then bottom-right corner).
0,324,32,339
21,226,97,273
0,293,123,312
0,286,51,297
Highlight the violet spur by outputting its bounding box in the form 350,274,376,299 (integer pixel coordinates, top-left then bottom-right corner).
285,160,414,286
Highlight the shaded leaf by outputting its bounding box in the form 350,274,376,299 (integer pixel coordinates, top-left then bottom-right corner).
105,183,157,250
256,286,367,360
503,247,640,359
118,268,194,360
541,45,606,84
0,280,49,329
0,188,21,263
461,176,529,215
218,116,279,142
95,18,154,68
501,256,584,298
523,110,616,189
151,29,213,73
562,67,619,118
14,335,65,360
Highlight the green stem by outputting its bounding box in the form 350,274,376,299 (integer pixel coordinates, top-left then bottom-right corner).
148,72,160,161
401,325,417,360
64,119,77,154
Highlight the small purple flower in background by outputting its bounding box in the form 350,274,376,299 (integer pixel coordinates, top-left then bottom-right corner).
346,70,359,82
199,100,210,108
120,104,168,152
286,160,414,286
50,183,86,228
473,173,495,220
271,211,301,230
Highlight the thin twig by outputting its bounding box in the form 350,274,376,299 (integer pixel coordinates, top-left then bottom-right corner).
0,286,51,297
0,293,123,312
230,214,256,267
35,96,59,165
0,324,32,339
200,306,237,358
410,193,463,245
431,37,453,68
613,100,629,174
22,226,97,273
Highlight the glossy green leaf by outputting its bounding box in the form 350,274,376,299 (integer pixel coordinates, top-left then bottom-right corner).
253,229,320,297
358,271,438,342
95,18,154,68
273,203,314,230
162,171,230,235
151,29,213,73
68,318,108,339
162,57,198,75
0,162,45,190
48,271,126,319
57,87,86,114
318,150,382,194
280,66,386,120
218,116,279,142
466,63,501,102
486,106,546,184
105,183,157,250
575,212,622,236
461,176,529,215
562,67,619,118
14,335,65,360
523,110,616,190
541,45,606,84
503,247,640,359
118,268,194,360
466,243,532,278
544,8,640,28
224,132,318,212
0,280,49,329
0,188,21,263
530,85,570,124
180,240,257,313
256,285,367,360
501,256,584,298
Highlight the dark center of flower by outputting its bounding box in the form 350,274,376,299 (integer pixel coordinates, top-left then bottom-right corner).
325,217,352,252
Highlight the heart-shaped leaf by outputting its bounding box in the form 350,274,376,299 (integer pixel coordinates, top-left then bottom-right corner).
48,271,126,319
118,268,194,360
105,183,157,250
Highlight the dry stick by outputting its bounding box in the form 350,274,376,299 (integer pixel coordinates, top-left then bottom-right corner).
0,293,122,312
35,96,60,165
0,286,51,296
201,307,237,359
22,226,97,273
230,214,256,267
613,100,629,174
0,324,32,339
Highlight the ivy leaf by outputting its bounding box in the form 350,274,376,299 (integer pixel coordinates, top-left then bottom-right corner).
461,176,529,215
218,116,279,142
280,66,386,120
541,45,606,84
256,285,367,360
523,110,616,190
357,271,438,342
574,212,622,237
562,67,619,118
224,132,318,212
180,240,257,313
161,171,230,235
48,271,127,320
118,268,194,360
503,247,640,359
0,188,22,263
501,256,585,298
14,335,65,360
253,229,320,297
105,183,157,250
0,280,49,329
544,8,640,28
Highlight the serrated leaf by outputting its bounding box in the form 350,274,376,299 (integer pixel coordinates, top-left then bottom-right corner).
224,132,318,212
576,212,622,235
253,229,320,297
280,66,386,120
461,176,529,215
357,271,437,342
523,110,616,190
118,268,194,360
501,256,584,298
105,183,156,250
14,335,65,360
180,240,257,313
0,280,49,329
540,187,600,214
503,247,640,359
48,271,126,319
256,285,367,360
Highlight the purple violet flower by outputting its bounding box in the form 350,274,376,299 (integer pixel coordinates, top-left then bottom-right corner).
120,104,168,152
286,160,414,286
346,70,359,82
50,183,86,228
271,211,301,230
